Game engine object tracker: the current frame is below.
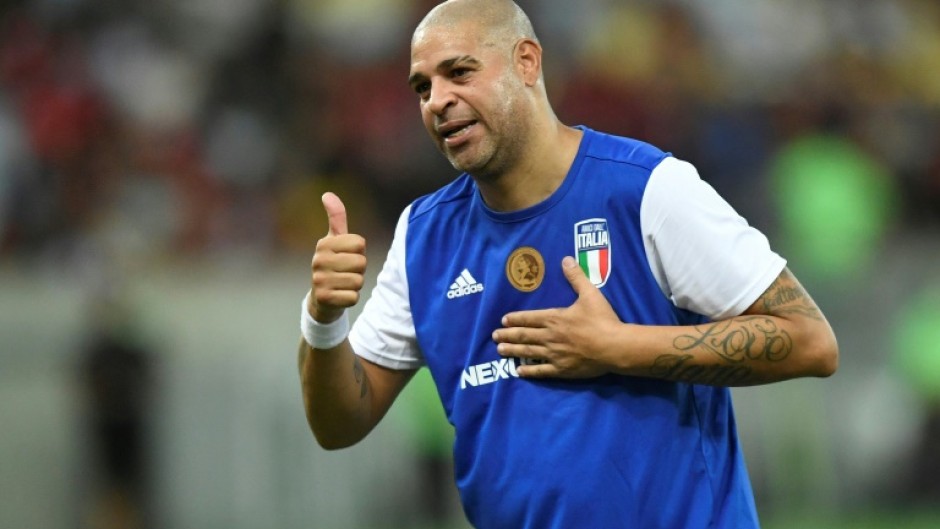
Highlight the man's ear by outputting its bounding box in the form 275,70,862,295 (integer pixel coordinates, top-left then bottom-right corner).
515,38,542,87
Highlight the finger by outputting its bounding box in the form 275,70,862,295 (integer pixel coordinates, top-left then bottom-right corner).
500,308,557,328
311,271,366,292
313,289,360,309
312,249,367,274
495,341,550,358
492,326,550,345
321,192,348,236
516,362,560,379
316,234,367,256
561,255,597,296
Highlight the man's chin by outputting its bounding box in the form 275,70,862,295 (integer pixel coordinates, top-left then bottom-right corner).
445,148,500,180
447,155,478,174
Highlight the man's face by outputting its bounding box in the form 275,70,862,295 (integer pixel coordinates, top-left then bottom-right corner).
408,23,526,177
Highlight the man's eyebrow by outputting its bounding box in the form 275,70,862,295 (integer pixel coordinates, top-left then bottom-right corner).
407,71,426,87
408,55,481,86
442,55,480,69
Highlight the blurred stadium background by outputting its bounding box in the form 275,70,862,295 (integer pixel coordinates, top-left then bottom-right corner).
1,0,939,528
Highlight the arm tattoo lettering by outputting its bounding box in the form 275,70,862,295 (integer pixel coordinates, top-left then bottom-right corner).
673,317,793,363
650,354,753,385
646,270,824,385
648,317,793,385
352,357,368,399
761,276,823,320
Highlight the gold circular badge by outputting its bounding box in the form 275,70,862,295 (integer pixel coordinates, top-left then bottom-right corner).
506,246,545,292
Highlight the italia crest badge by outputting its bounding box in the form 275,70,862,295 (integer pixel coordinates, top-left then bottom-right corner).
574,218,611,287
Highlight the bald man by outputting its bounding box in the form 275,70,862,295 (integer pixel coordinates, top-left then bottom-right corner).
298,1,838,527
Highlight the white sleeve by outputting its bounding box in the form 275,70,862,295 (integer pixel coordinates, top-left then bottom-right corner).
640,157,786,320
348,205,424,369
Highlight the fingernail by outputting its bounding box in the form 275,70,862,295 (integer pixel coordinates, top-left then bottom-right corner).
562,256,576,269
492,331,499,341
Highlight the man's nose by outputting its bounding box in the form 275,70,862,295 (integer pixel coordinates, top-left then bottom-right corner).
427,82,456,115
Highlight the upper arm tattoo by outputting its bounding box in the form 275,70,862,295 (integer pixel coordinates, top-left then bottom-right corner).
352,356,369,399
753,268,823,320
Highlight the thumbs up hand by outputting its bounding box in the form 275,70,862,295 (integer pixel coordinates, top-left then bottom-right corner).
309,192,367,323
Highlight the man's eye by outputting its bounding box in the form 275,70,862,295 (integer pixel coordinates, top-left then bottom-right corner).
452,68,469,78
415,82,430,95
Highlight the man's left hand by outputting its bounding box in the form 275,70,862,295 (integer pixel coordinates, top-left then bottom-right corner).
492,256,624,378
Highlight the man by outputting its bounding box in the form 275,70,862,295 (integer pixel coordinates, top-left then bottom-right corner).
297,1,839,527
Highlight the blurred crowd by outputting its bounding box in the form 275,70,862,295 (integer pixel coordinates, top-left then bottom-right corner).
0,0,938,271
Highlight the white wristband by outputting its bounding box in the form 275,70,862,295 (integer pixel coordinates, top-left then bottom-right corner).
300,291,350,350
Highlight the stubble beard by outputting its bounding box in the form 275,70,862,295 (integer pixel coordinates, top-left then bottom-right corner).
445,133,503,182
446,90,525,182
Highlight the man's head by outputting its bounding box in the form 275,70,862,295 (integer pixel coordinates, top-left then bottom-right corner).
408,0,550,179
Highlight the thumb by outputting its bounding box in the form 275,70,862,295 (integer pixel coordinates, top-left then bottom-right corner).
321,192,348,236
561,256,595,295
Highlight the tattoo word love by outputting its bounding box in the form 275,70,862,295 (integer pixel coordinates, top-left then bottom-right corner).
673,317,793,364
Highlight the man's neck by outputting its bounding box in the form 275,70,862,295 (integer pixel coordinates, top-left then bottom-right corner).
477,123,583,212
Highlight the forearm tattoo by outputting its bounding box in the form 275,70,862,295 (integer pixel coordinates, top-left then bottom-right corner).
352,357,369,399
650,354,753,385
649,269,819,385
674,317,793,363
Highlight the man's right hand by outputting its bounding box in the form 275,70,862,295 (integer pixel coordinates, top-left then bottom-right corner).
299,192,416,450
309,192,367,324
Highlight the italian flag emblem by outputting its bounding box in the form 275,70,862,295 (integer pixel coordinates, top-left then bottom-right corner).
574,218,611,287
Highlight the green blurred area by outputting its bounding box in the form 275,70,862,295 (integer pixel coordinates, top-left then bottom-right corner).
894,283,940,403
769,133,898,283
762,511,940,529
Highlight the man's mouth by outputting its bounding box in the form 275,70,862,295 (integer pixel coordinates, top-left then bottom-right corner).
439,120,477,143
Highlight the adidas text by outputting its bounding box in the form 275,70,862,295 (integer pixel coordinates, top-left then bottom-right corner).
447,269,484,299
447,283,484,299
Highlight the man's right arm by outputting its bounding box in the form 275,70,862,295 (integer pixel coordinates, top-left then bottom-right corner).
297,337,415,450
298,192,415,450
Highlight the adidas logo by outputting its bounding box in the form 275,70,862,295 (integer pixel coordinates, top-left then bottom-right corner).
447,269,485,299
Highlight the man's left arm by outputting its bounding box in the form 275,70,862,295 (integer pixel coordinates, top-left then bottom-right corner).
492,258,838,386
